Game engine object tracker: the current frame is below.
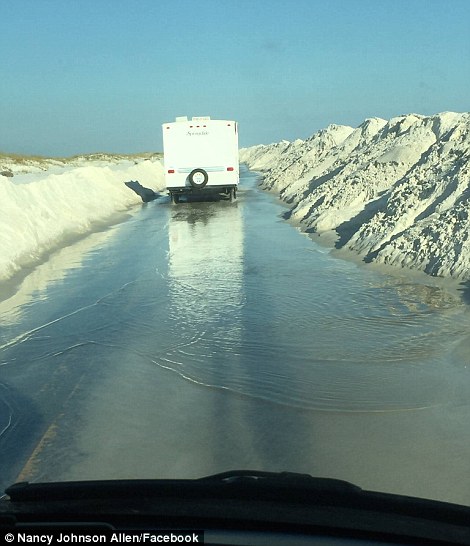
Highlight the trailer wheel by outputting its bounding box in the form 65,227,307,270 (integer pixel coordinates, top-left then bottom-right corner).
188,168,208,189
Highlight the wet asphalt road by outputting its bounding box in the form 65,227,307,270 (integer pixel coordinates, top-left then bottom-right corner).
1,167,470,504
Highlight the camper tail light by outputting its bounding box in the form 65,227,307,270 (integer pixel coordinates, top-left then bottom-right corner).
168,169,175,174
227,167,234,171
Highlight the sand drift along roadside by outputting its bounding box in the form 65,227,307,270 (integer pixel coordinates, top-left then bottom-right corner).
0,154,165,283
241,112,470,280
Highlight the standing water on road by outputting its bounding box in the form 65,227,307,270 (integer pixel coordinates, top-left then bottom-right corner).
1,167,470,504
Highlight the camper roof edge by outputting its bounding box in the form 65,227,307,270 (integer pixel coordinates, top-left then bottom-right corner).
174,116,212,122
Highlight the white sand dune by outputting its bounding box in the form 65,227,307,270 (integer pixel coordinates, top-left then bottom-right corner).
0,155,165,282
241,112,470,280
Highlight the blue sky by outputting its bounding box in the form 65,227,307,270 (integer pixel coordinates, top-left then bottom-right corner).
1,0,469,156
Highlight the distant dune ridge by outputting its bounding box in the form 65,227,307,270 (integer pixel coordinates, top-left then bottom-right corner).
241,112,470,280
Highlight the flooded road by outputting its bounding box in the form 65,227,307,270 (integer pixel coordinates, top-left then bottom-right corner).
1,168,470,504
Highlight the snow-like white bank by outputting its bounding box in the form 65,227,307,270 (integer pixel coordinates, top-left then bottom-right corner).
0,156,165,283
241,112,470,281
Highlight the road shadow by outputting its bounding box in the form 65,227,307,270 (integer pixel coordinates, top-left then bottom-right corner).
0,382,45,492
175,192,234,204
457,280,470,306
125,180,159,202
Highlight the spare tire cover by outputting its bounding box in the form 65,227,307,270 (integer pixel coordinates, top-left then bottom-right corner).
188,168,209,188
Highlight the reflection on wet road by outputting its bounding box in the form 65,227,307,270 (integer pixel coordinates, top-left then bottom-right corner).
1,168,470,504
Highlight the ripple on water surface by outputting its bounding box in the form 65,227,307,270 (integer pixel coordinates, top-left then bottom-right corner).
128,256,469,413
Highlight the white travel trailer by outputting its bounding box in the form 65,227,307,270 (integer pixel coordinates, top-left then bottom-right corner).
162,116,239,203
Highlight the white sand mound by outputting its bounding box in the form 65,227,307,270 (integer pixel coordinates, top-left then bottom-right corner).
241,112,470,280
0,155,165,282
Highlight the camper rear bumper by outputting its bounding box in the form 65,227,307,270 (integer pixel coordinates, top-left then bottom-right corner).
167,184,237,194
168,184,238,203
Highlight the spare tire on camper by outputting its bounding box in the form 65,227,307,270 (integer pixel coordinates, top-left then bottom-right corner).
188,168,209,189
